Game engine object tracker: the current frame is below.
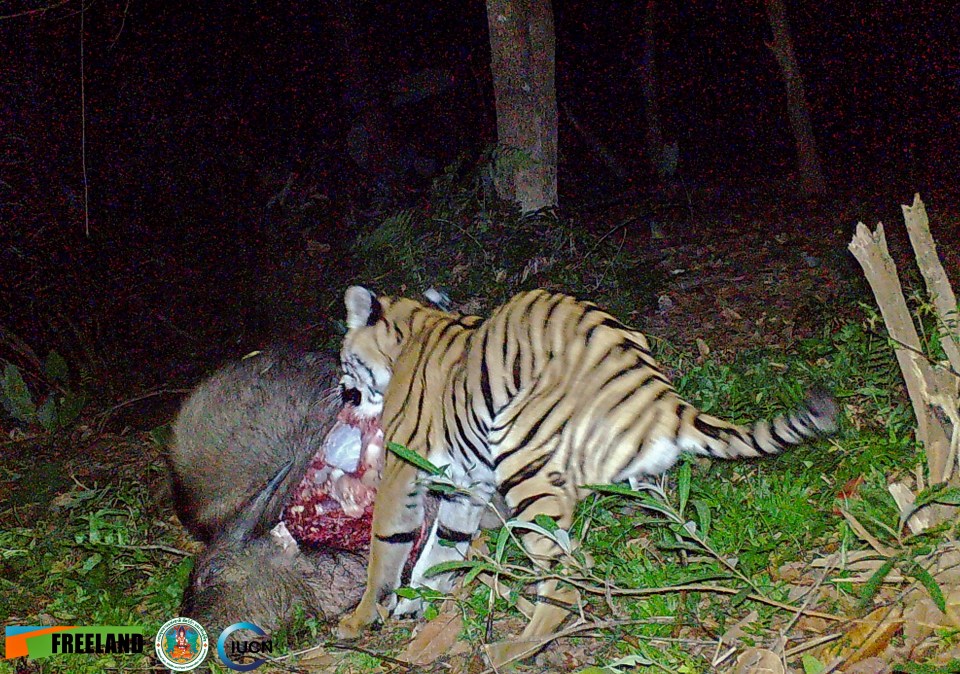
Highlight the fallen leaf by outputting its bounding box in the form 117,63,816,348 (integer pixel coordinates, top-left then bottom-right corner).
888,482,930,535
796,616,830,634
775,561,805,583
732,647,784,674
817,606,903,665
722,610,759,645
901,594,945,645
721,307,744,322
838,509,898,556
946,588,960,628
297,646,335,668
399,608,463,666
843,656,891,674
836,475,865,500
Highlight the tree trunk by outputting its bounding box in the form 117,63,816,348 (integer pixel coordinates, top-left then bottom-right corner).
764,0,826,196
485,0,558,213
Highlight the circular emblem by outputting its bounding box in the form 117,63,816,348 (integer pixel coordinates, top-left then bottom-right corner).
155,617,209,671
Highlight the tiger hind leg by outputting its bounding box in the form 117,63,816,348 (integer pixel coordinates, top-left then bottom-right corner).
485,493,581,667
334,458,423,639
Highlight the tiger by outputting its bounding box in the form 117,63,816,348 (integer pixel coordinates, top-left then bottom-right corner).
333,285,838,664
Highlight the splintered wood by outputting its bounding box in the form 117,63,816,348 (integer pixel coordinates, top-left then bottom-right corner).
848,194,960,527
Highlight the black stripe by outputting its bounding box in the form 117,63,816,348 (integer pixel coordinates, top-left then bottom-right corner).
493,397,563,468
541,293,565,327
521,291,544,317
398,319,461,444
650,371,671,385
470,404,489,436
453,406,494,470
391,372,426,445
785,413,807,439
434,318,462,342
580,304,604,320
500,451,553,495
511,351,522,392
599,364,636,390
600,316,630,331
355,359,377,386
480,332,495,417
521,296,538,368
511,492,550,517
607,377,654,416
693,414,724,440
650,386,673,403
376,530,418,544
444,424,467,466
437,526,474,543
768,423,791,449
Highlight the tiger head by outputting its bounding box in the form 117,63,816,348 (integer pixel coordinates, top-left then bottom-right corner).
341,285,449,420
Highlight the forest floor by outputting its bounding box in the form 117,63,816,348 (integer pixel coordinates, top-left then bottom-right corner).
2,182,959,673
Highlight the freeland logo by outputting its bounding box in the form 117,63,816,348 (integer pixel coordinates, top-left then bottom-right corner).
50,630,144,654
217,622,273,671
4,626,145,661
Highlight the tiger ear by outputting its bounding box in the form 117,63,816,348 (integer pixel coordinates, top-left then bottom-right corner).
345,286,381,328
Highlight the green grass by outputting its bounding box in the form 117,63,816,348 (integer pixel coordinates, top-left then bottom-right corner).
0,311,937,672
3,165,953,672
0,474,184,672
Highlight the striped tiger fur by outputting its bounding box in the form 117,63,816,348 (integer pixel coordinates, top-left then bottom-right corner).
334,285,837,662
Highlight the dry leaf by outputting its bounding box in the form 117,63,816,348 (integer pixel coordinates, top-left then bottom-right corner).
933,549,960,584
901,594,946,645
399,609,463,666
732,647,784,674
818,606,903,665
888,482,930,534
796,615,830,634
838,509,898,556
721,307,744,321
843,657,891,674
946,588,960,628
775,561,805,583
696,338,710,358
296,646,336,668
722,610,760,645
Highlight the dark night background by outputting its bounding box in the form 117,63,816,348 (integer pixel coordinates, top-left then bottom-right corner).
1,0,958,399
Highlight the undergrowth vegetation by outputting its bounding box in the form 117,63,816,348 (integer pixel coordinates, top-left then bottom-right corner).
2,162,956,672
344,157,665,322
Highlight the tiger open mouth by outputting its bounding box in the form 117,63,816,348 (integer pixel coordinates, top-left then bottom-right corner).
283,403,385,551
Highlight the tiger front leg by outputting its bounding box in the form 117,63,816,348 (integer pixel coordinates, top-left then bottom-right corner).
335,459,423,640
395,485,494,617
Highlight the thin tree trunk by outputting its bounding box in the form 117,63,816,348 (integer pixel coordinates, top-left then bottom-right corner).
485,0,558,213
764,0,826,196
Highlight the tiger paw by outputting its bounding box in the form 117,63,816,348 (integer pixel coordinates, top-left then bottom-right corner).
334,612,367,640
